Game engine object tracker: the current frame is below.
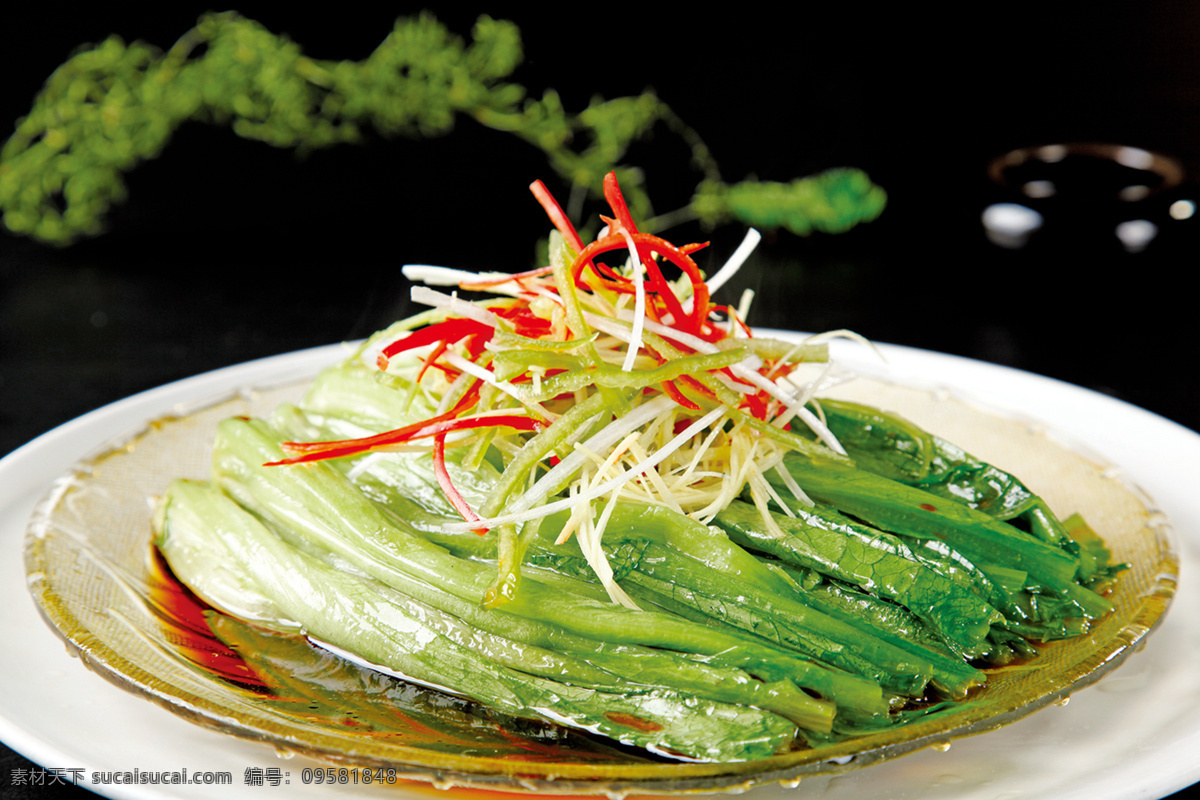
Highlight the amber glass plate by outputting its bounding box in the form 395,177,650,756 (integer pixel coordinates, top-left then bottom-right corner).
23,370,1178,796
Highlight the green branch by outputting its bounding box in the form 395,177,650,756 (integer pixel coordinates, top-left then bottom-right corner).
0,11,885,246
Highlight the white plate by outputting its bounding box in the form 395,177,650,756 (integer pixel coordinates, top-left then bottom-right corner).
2,337,1198,800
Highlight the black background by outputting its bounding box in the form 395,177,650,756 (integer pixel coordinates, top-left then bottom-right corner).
2,3,1197,798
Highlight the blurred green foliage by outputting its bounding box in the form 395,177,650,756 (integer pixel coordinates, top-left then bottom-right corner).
0,11,886,246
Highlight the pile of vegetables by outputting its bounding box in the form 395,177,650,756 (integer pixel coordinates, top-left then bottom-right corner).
154,174,1122,762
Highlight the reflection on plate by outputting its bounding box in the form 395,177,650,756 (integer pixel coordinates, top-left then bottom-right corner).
21,362,1179,796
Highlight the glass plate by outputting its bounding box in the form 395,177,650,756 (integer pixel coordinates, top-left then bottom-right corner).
21,359,1179,796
